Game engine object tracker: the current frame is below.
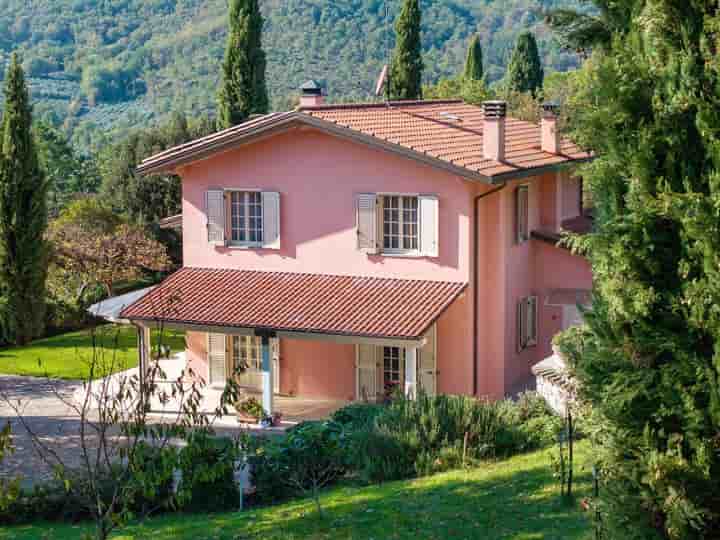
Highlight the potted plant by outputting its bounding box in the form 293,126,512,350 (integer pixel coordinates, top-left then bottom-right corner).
235,397,265,424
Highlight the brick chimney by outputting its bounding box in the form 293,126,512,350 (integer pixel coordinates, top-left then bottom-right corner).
482,101,507,161
300,80,325,107
541,101,561,154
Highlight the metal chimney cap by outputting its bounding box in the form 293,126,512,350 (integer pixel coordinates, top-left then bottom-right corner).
300,80,323,96
482,100,507,119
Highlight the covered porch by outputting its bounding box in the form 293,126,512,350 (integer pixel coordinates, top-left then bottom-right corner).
120,267,467,418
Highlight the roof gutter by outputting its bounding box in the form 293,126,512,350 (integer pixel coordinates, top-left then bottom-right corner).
472,181,507,396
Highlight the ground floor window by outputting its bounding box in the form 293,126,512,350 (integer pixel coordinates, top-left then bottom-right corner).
232,335,262,373
383,346,404,394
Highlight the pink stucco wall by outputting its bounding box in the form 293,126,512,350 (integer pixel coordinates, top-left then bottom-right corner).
186,330,209,384
178,127,590,401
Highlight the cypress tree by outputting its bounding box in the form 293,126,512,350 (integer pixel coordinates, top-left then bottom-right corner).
0,54,48,345
217,0,269,129
463,34,483,81
505,31,543,97
558,2,720,538
389,0,423,100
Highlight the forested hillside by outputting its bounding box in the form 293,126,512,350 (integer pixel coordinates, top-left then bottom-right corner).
0,0,583,150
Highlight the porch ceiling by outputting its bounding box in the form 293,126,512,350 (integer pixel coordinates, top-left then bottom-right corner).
120,267,466,344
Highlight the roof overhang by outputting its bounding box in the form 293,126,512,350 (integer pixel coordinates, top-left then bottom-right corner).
120,267,467,347
88,286,156,324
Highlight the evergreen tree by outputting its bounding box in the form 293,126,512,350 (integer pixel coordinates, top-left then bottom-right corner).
0,54,48,344
389,0,423,100
557,3,720,539
505,31,543,97
463,34,483,81
217,0,269,129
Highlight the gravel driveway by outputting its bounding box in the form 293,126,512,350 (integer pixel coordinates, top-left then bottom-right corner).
0,374,84,486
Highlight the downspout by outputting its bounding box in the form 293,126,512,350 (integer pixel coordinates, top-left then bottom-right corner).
473,182,507,396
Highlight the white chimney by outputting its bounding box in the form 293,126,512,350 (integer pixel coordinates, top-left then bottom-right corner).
541,101,561,154
482,101,506,161
299,80,325,108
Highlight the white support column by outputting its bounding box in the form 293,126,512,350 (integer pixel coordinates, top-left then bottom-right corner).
261,334,274,416
404,346,418,400
137,324,151,402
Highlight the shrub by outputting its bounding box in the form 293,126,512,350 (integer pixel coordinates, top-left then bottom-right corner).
331,402,384,431
348,426,415,483
249,421,348,507
178,433,239,514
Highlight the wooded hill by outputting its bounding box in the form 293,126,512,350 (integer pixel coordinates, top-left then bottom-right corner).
0,0,583,150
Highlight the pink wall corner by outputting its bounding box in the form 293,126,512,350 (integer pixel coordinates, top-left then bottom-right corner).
532,240,592,361
279,338,356,401
180,129,473,283
561,172,582,222
538,171,559,231
436,292,473,395
185,331,209,384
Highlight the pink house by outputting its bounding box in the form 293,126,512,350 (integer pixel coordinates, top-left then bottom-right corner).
121,86,592,416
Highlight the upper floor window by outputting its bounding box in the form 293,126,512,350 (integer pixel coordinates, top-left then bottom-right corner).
230,191,263,245
383,195,418,252
515,185,529,244
356,193,438,257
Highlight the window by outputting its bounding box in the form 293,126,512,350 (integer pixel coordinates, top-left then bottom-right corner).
232,335,262,372
515,185,529,243
230,191,263,244
383,195,418,252
383,346,403,387
517,296,538,351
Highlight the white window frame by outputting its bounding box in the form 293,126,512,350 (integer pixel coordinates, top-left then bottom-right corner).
517,295,538,352
380,193,420,255
382,346,405,388
228,189,264,247
516,184,530,244
231,335,263,373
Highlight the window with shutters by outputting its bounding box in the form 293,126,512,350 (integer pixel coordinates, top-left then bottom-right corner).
232,335,262,372
230,191,263,245
382,195,418,252
516,185,529,243
517,295,538,351
383,346,404,387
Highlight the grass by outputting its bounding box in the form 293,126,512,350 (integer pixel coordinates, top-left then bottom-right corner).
0,325,186,380
0,441,595,540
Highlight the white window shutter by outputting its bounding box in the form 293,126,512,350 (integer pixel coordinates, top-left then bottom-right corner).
357,193,378,254
262,191,281,249
205,189,225,245
419,194,439,257
355,344,378,402
207,333,227,385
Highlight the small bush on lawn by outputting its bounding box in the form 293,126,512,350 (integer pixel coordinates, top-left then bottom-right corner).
249,421,348,506
178,433,239,514
331,402,384,431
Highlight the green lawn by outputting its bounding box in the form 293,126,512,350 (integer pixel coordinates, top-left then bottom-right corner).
0,325,186,380
0,441,595,540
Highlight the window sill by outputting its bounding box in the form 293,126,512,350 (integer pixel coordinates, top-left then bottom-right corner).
377,251,424,258
225,243,265,250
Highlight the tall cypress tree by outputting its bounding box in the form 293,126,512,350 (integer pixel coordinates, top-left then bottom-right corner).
217,0,269,129
505,31,543,97
389,0,423,100
557,3,720,538
463,34,483,81
0,54,48,345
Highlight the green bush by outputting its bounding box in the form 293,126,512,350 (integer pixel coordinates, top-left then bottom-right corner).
331,402,384,431
178,433,239,514
348,426,415,483
249,421,348,505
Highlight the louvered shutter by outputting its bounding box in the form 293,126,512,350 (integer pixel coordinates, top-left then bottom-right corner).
262,191,281,249
356,193,378,253
419,194,439,257
527,296,538,346
205,189,226,245
419,324,437,396
517,299,526,352
207,333,227,385
515,186,529,243
355,344,377,402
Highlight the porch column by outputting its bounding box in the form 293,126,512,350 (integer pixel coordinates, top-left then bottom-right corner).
405,346,418,399
260,333,274,416
137,324,151,398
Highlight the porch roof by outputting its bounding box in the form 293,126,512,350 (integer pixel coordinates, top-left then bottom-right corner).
120,267,466,342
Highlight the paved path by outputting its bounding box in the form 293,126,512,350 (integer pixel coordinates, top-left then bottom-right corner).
0,374,85,486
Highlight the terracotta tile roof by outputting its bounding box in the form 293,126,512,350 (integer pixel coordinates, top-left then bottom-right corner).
136,100,590,182
120,267,467,341
304,101,589,178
